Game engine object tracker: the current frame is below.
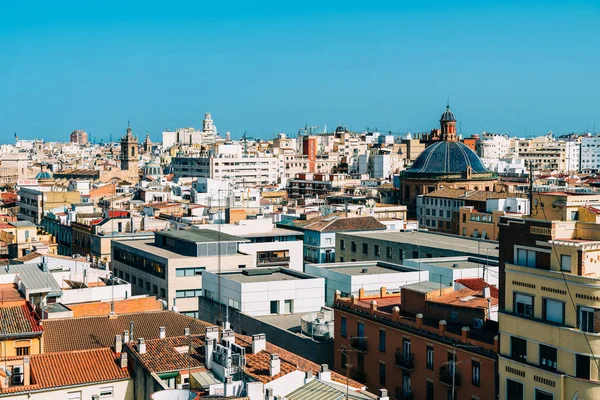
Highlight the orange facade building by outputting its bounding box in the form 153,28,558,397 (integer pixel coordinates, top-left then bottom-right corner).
334,283,498,400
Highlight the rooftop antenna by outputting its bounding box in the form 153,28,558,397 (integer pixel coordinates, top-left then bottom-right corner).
447,94,450,109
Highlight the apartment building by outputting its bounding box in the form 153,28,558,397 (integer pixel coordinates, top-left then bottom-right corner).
17,186,81,225
111,229,254,318
581,135,600,172
517,136,580,173
498,217,600,399
529,191,600,222
334,282,498,399
335,230,498,265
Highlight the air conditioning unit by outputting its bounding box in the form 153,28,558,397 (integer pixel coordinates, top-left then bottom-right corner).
473,318,484,330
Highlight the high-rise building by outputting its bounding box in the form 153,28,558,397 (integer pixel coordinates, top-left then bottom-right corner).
498,216,600,399
69,129,88,145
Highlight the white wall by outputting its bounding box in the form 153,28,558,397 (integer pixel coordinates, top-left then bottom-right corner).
403,259,499,288
59,283,132,304
202,271,324,317
5,379,132,400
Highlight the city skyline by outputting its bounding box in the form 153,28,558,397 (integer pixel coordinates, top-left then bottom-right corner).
1,1,599,143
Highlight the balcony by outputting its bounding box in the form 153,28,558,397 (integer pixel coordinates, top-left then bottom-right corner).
349,337,368,352
395,350,414,371
439,365,461,387
257,256,291,265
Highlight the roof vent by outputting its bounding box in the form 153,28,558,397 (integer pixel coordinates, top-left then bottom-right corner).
361,268,368,273
138,338,146,354
452,264,459,268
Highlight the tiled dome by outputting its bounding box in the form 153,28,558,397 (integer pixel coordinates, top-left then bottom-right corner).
406,141,488,175
440,106,456,122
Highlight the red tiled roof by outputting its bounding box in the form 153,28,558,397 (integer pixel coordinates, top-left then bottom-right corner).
429,287,498,309
0,348,130,394
127,336,205,373
0,303,43,338
454,278,499,299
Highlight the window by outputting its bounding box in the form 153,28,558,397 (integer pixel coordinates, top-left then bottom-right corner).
16,347,29,356
374,245,380,256
270,300,279,314
99,386,114,398
340,316,347,338
340,239,346,250
506,379,523,400
560,254,571,272
535,389,553,400
579,306,595,332
426,346,434,369
160,288,166,298
67,392,82,400
131,276,137,285
284,299,293,313
145,282,150,291
412,250,419,258
514,293,534,318
472,361,480,386
386,246,392,258
543,298,565,324
176,267,206,277
378,361,386,385
351,241,356,252
426,381,434,400
176,289,202,298
516,248,536,268
510,336,527,361
539,344,558,371
325,238,332,245
403,372,411,394
341,351,347,370
379,329,386,352
152,284,158,294
399,249,404,261
362,243,368,255
576,354,590,380
138,278,143,288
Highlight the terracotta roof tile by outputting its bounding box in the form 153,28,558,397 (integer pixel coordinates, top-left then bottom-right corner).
127,336,206,373
43,311,208,353
0,303,43,338
304,216,385,233
454,278,499,298
0,348,130,394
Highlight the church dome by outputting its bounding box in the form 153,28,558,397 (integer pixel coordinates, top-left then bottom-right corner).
440,106,456,122
35,171,53,180
405,141,489,176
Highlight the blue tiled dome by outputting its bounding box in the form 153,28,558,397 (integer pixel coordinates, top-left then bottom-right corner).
35,171,53,180
406,141,488,175
440,106,456,122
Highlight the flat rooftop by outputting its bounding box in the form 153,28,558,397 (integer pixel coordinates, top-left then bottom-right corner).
326,263,415,276
221,268,312,283
403,280,448,294
115,240,196,259
411,258,498,270
341,230,499,257
160,229,247,244
237,227,304,238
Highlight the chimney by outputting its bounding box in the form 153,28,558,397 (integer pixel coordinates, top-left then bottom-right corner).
138,338,146,354
206,326,219,341
120,352,128,369
304,371,314,384
269,354,280,376
114,334,122,354
205,337,215,369
123,330,130,344
252,333,266,354
265,388,274,400
370,300,377,314
318,364,331,382
222,329,235,346
129,321,134,341
378,389,389,400
482,287,491,298
184,327,190,336
392,306,400,322
159,326,166,339
23,357,31,386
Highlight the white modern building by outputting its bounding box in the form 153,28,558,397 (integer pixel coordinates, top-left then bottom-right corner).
190,178,261,209
581,135,600,171
201,268,324,317
402,256,499,288
197,218,304,271
304,261,427,305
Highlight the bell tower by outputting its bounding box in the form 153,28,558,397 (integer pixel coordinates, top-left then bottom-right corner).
440,104,458,142
120,122,139,177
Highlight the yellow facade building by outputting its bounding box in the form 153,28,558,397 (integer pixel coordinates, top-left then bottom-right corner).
498,217,600,399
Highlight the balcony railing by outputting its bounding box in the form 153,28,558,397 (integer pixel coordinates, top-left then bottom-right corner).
440,365,461,387
349,337,368,352
395,350,415,371
257,256,291,265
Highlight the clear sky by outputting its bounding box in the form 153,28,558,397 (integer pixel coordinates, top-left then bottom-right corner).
1,0,599,143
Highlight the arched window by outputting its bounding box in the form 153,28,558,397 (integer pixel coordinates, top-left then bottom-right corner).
131,146,135,157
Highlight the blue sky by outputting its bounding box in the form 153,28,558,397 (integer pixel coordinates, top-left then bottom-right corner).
1,1,599,143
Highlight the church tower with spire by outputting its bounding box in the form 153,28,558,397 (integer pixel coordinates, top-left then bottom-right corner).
120,122,139,178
